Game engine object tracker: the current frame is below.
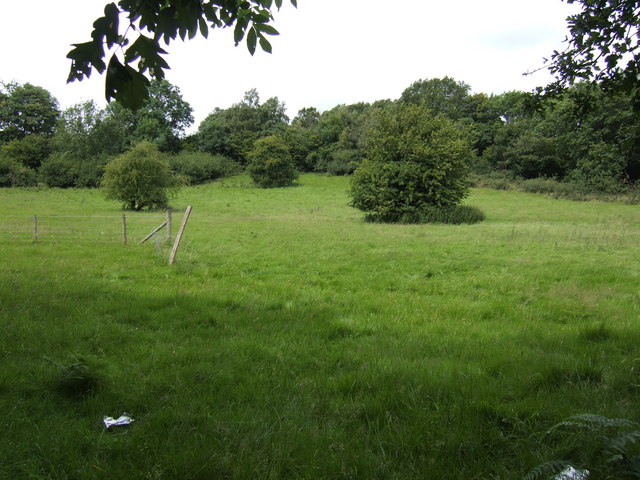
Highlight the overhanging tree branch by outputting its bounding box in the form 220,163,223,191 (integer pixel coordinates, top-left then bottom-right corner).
67,0,296,110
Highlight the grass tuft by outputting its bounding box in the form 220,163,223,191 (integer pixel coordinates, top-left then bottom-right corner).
579,323,612,343
54,358,100,399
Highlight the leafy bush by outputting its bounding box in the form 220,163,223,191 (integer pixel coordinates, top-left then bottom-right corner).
102,141,179,210
322,148,360,175
75,154,111,188
569,142,626,194
520,175,640,202
520,177,572,195
350,103,473,222
468,171,515,190
247,135,297,188
0,156,37,187
0,134,52,169
10,164,38,187
167,151,238,185
39,153,78,188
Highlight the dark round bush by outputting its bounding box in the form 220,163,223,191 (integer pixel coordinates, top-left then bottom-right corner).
39,153,78,188
102,141,179,210
247,136,297,188
350,103,473,222
167,151,238,185
0,156,37,187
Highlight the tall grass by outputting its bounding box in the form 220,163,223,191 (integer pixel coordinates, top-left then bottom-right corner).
1,175,640,479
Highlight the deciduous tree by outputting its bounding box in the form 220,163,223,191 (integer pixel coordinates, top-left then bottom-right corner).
0,82,59,142
102,141,179,210
350,103,473,222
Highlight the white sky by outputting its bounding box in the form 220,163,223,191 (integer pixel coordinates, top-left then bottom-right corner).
1,0,580,131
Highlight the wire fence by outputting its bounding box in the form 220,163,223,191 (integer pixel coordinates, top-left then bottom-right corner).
0,211,178,245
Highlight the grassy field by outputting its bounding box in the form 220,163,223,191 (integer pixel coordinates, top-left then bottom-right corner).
1,174,640,479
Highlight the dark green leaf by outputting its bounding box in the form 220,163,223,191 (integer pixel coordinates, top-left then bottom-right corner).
606,54,619,69
202,3,220,26
198,16,209,38
124,35,169,78
91,3,120,48
253,12,271,23
255,23,279,35
157,7,180,44
259,35,272,53
105,55,150,110
234,21,246,45
247,27,257,55
66,42,106,82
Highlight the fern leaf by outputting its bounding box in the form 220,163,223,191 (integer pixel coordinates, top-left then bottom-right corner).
523,460,571,480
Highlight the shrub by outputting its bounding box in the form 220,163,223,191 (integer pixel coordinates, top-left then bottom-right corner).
520,177,586,199
75,154,111,188
102,142,179,210
39,153,78,188
350,103,473,222
10,164,38,187
520,177,565,195
569,142,626,194
167,151,238,185
468,171,515,190
325,148,360,175
0,134,52,169
0,156,37,187
247,136,297,188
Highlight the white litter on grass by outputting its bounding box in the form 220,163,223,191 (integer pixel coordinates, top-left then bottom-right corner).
555,466,589,480
103,414,134,429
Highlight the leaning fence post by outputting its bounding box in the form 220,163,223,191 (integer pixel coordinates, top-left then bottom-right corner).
33,215,38,243
122,215,127,245
166,209,172,243
169,206,192,265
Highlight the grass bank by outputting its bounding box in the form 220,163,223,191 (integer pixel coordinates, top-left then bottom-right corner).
1,174,639,479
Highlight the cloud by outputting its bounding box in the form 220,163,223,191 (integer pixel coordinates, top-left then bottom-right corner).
478,27,568,51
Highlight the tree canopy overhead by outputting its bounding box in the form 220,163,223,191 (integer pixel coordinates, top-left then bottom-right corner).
546,0,640,107
68,0,297,110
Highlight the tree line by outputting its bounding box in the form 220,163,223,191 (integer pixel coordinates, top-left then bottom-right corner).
1,76,639,197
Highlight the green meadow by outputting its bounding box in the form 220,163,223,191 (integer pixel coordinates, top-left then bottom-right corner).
2,174,640,479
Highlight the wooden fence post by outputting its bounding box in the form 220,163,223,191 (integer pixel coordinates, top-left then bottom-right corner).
166,209,172,243
122,215,127,245
169,206,192,265
33,215,38,243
